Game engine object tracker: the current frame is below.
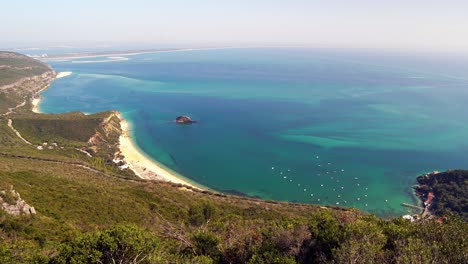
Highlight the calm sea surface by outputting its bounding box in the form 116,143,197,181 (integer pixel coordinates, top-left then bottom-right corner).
39,48,468,216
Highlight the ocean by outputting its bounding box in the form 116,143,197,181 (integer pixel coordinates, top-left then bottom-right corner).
37,48,468,216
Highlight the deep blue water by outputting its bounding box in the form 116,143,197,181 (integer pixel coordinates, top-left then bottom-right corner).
38,48,468,216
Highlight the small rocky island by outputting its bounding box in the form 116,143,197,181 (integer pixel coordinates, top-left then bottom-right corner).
175,115,196,124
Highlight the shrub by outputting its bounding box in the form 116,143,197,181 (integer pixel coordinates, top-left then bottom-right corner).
53,225,159,264
192,231,221,259
188,201,217,226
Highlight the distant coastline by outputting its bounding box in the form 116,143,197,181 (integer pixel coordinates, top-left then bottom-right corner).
71,56,129,63
30,47,230,61
28,45,307,61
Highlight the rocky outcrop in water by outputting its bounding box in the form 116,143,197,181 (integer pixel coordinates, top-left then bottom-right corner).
175,115,196,124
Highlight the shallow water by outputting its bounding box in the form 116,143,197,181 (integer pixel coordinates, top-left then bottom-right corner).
39,48,468,216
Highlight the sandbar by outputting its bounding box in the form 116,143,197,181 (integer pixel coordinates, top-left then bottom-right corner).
56,71,72,78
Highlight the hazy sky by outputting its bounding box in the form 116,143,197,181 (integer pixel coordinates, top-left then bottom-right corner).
2,0,468,53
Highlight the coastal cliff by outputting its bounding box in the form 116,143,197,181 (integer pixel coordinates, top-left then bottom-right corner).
0,52,55,115
87,111,122,156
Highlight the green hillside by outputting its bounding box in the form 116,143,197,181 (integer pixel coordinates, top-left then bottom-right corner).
0,52,51,86
0,53,466,263
0,52,54,114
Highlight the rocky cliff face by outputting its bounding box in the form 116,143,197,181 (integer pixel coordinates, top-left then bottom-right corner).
0,187,36,216
0,70,56,92
87,111,122,158
88,111,121,145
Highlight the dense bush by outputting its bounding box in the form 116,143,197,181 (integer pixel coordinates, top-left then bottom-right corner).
191,231,221,259
188,201,217,226
53,225,159,264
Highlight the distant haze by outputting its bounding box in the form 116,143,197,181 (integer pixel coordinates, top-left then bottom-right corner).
2,0,468,54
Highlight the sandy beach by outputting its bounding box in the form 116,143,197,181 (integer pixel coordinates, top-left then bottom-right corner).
32,71,72,113
117,113,203,190
31,97,42,113
56,71,72,78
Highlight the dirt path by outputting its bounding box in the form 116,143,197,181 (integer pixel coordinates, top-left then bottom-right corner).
0,99,27,117
7,119,32,145
0,152,121,180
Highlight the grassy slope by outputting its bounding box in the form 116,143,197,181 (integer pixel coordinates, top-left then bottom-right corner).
12,111,121,152
0,155,336,232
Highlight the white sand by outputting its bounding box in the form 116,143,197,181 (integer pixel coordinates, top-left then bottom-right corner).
56,71,72,78
31,84,50,113
31,97,42,113
117,113,203,190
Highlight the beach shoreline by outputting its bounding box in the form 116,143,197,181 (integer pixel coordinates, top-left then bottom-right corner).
116,112,205,191
32,71,72,113
56,71,72,78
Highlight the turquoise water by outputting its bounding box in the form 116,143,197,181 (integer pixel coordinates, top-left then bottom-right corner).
39,48,468,216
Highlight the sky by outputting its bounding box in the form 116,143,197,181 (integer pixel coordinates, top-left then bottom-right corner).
2,0,468,54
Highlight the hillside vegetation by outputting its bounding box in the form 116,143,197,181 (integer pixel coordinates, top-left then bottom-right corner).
0,52,466,263
0,52,54,114
1,154,467,263
0,52,51,86
12,111,122,159
416,170,468,220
